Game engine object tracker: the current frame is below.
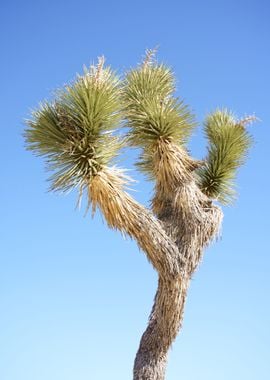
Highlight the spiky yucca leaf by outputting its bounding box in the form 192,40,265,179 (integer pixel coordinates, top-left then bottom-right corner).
25,58,123,194
197,109,253,204
122,54,195,175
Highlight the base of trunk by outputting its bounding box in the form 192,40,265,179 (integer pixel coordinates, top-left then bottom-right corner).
133,352,168,380
133,277,188,380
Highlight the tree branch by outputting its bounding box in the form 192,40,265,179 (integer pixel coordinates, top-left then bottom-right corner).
88,167,185,278
151,139,223,272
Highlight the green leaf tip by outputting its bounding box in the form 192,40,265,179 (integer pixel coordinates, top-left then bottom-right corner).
197,109,255,204
122,53,196,175
24,59,123,194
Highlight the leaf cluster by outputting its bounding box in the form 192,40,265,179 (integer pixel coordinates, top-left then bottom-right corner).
24,53,254,206
122,61,195,175
197,110,253,204
25,61,123,193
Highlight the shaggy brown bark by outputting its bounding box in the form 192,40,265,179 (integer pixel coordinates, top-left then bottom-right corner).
133,276,189,380
88,141,223,380
132,140,223,379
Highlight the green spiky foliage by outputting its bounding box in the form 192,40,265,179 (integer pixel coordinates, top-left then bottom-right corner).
122,51,195,175
25,52,254,207
197,110,253,204
25,58,123,194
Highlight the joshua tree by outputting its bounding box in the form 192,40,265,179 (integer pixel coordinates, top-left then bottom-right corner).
25,51,254,380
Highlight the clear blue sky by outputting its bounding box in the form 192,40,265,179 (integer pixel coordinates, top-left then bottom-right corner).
1,1,269,379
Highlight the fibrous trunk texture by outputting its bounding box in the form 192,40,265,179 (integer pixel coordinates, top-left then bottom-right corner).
89,140,223,380
89,168,184,277
133,140,223,379
133,276,189,380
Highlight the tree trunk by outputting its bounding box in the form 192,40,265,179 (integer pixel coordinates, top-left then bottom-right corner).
90,154,222,380
133,276,189,380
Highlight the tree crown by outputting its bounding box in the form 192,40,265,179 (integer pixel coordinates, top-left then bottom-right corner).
25,51,254,206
